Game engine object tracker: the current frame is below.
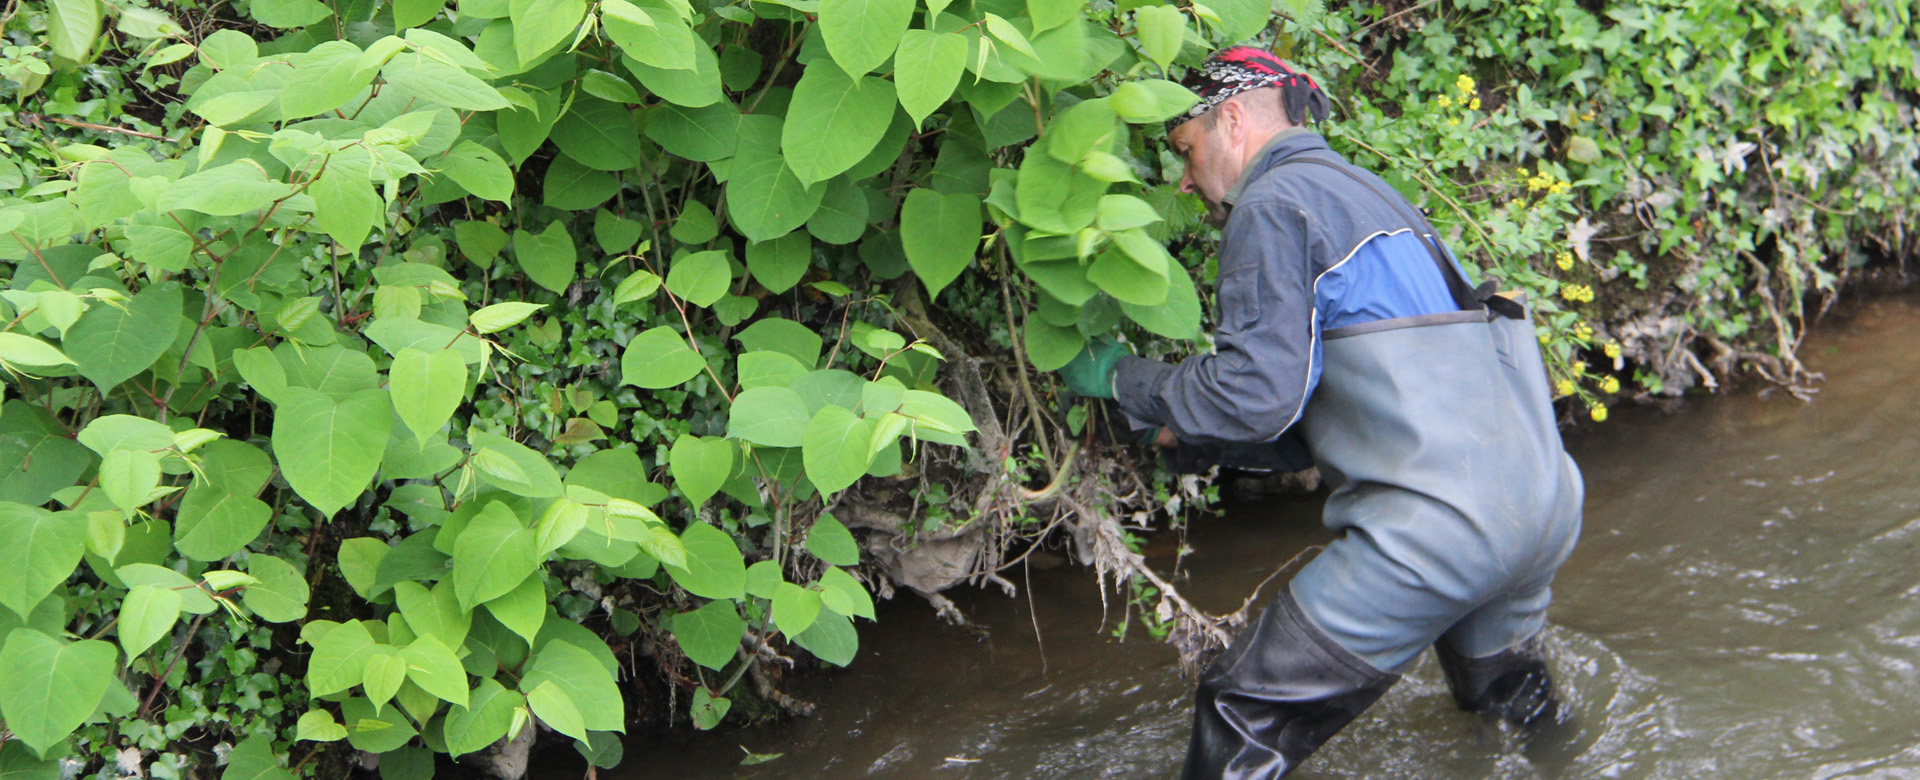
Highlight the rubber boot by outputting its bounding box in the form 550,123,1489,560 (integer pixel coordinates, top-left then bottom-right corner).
1181,590,1399,780
1435,632,1560,729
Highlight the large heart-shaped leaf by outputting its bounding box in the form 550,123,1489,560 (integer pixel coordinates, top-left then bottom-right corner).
272,388,392,518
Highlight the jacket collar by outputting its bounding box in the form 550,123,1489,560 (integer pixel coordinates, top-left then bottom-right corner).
1222,127,1331,207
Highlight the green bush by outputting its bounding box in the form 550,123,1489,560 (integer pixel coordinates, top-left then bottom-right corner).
0,0,1911,776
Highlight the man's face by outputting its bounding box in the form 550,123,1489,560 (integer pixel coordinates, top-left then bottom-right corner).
1171,110,1237,225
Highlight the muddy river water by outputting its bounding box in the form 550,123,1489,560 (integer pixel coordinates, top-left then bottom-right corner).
615,294,1920,780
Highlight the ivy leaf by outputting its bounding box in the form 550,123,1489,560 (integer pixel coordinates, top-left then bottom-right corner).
726,387,810,447
451,502,538,610
782,62,897,185
893,31,967,129
816,0,912,75
387,349,464,448
0,503,86,618
900,188,982,300
665,250,731,307
619,326,706,389
272,388,393,518
664,522,745,600
513,221,578,294
801,407,876,495
670,599,745,671
668,434,734,508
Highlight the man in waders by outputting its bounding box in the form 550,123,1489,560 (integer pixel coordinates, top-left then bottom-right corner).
1057,47,1585,778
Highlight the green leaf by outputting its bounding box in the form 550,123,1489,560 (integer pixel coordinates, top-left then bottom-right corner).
1096,194,1163,231
771,582,821,636
444,678,524,758
223,737,295,780
393,0,443,27
782,62,897,185
803,512,861,566
0,503,84,618
1023,315,1083,371
311,158,382,250
343,695,417,753
644,102,738,162
744,560,782,600
442,142,515,202
801,407,875,495
613,271,662,304
520,641,623,731
551,98,643,171
581,69,642,103
483,573,545,646
400,634,470,708
806,176,870,245
64,281,181,392
620,326,707,389
394,581,470,647
665,250,731,307
251,0,332,27
726,387,810,447
0,735,58,779
361,652,408,713
893,31,968,129
726,115,825,243
982,13,1038,59
198,30,256,70
527,680,589,742
601,0,696,71
1111,79,1200,123
452,502,539,610
273,388,393,518
791,611,858,666
1046,96,1118,164
160,163,294,217
98,448,159,517
1120,260,1201,339
0,334,74,367
510,0,587,65
1567,135,1602,164
295,709,347,742
1133,5,1185,67
737,351,808,390
46,0,101,62
514,221,578,294
382,53,509,110
280,41,372,119
817,0,912,75
818,565,875,619
689,686,730,730
117,584,180,660
734,318,822,367
664,522,745,600
116,563,215,614
306,619,379,696
1015,146,1104,234
671,201,719,244
0,631,114,755
173,482,272,562
900,188,981,300
670,599,745,671
623,43,722,107
243,554,310,623
744,231,811,295
390,348,466,444
668,434,733,508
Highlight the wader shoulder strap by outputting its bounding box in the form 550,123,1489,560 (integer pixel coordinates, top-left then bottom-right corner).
1278,156,1521,319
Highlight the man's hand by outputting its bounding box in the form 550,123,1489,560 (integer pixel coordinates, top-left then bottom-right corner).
1059,336,1128,399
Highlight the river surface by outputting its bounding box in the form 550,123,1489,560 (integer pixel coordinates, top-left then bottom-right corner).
612,294,1920,780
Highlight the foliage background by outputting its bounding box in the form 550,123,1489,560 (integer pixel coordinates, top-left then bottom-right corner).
0,0,1912,777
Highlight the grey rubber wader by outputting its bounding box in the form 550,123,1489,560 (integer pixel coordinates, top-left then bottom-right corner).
1180,157,1583,780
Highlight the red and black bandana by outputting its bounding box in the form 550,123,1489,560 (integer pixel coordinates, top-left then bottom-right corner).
1167,46,1329,132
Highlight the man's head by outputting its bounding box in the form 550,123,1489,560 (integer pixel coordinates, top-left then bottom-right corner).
1166,47,1330,222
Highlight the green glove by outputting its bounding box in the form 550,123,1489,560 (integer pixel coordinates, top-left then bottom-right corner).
1059,336,1128,399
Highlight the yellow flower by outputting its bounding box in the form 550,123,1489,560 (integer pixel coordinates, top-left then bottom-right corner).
1438,94,1453,108
1554,379,1574,396
1580,110,1596,121
1456,74,1476,95
1528,175,1551,192
1575,323,1593,341
1590,405,1608,422
1604,342,1622,359
1555,251,1574,270
1469,97,1482,111
1601,376,1621,394
1550,181,1572,195
1538,333,1551,344
1446,117,1460,127
1570,360,1586,375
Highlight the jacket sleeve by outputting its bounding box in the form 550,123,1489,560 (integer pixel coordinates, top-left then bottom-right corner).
1111,199,1319,445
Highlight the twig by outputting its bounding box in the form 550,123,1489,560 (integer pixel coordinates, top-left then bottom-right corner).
22,112,169,141
1342,0,1440,42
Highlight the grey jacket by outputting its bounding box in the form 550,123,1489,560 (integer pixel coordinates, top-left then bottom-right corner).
1113,131,1461,445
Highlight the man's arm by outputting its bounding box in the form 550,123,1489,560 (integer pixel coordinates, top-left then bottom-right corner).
1111,199,1319,445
